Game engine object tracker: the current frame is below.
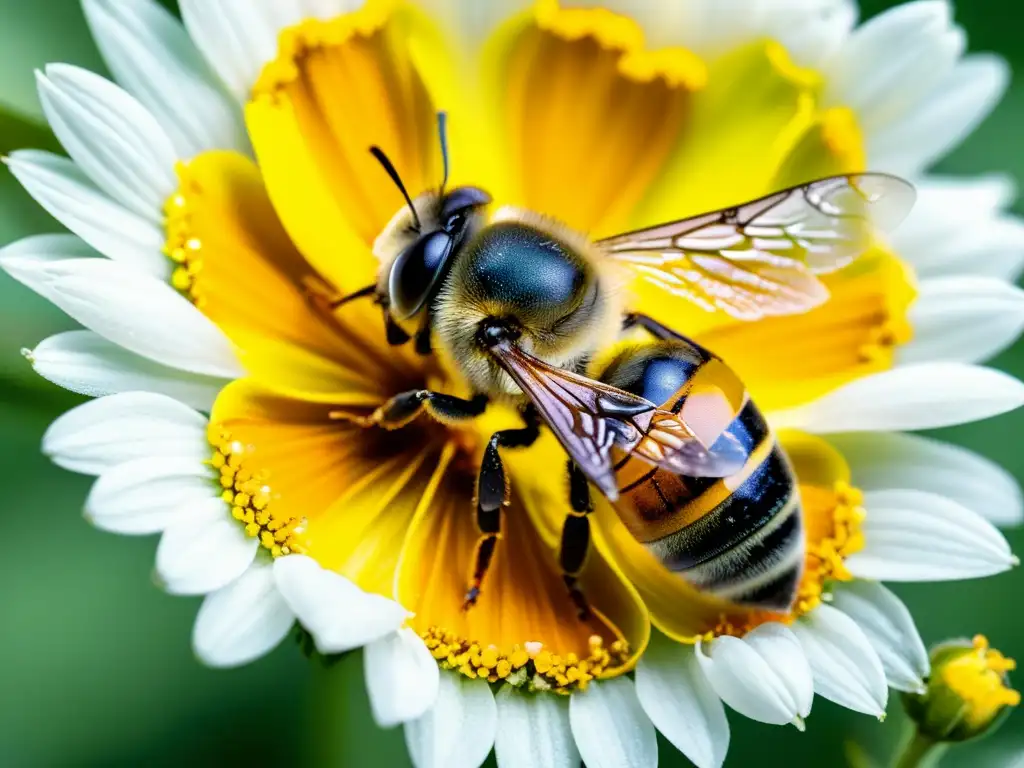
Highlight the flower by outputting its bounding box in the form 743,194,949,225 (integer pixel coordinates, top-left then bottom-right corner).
2,1,1023,767
902,635,1019,743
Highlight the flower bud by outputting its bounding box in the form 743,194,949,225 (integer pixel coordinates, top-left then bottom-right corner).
901,635,1019,743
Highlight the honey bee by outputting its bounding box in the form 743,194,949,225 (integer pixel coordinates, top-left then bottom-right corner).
333,115,914,615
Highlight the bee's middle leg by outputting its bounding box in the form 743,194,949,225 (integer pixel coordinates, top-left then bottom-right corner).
559,460,594,621
346,391,488,430
463,407,541,610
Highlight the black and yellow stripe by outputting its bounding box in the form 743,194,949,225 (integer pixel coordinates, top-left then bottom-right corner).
599,339,804,612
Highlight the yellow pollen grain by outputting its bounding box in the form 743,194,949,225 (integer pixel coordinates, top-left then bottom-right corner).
419,627,630,694
207,424,305,558
942,635,1021,728
162,163,208,306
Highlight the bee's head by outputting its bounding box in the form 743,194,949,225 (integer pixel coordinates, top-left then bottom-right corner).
374,185,491,321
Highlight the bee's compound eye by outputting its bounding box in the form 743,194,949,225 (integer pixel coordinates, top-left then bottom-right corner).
389,230,454,319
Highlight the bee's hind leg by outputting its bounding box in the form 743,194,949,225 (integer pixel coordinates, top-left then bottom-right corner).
463,406,541,610
559,461,594,621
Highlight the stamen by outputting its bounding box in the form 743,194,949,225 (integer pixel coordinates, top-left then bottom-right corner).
208,425,305,557
420,627,630,693
163,166,205,306
942,635,1021,728
706,481,866,638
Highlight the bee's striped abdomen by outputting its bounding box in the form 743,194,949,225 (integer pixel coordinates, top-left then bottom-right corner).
599,339,804,612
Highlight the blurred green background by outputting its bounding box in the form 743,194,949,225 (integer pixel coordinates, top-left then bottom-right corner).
1,0,1023,766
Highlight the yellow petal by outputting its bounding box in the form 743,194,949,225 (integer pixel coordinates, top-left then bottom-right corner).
397,444,649,689
247,0,441,290
773,106,867,189
632,41,820,227
211,379,448,595
483,0,705,236
695,251,916,412
622,41,822,336
166,150,419,404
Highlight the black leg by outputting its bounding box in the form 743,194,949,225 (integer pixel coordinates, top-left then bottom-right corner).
560,461,594,621
385,312,411,346
414,324,432,356
353,390,488,429
622,311,688,341
463,407,541,610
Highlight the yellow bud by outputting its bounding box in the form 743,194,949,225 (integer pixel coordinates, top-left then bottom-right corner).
902,635,1019,743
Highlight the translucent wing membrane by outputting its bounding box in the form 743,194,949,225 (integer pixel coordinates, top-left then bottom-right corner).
488,344,748,500
599,173,916,320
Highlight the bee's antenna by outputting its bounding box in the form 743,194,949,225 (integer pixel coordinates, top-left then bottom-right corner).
369,145,421,231
437,111,449,193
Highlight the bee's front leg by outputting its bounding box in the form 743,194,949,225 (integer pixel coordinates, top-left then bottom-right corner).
559,460,593,621
463,406,541,610
344,391,488,430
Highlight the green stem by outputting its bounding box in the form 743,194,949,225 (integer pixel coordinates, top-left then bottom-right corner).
893,731,948,768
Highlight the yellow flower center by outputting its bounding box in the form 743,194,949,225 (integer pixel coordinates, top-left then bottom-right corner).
208,425,306,558
942,635,1021,729
421,627,629,693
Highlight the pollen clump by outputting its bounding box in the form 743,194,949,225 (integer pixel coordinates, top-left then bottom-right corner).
942,635,1021,730
794,481,865,614
163,170,205,305
420,627,629,694
706,481,866,638
209,425,305,557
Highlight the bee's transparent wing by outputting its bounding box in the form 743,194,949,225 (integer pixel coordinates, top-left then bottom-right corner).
598,173,915,321
488,343,748,501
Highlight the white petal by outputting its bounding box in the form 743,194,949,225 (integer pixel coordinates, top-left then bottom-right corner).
0,233,98,305
156,496,258,595
82,0,248,157
569,677,658,768
847,489,1017,580
494,686,579,768
696,623,813,726
192,559,295,667
36,64,178,220
405,674,496,768
870,55,1010,175
830,581,929,694
42,391,208,475
179,0,336,103
28,331,225,411
829,432,1023,526
364,628,440,728
85,456,213,534
769,364,1024,433
272,554,408,654
5,150,167,276
42,258,243,378
636,634,729,768
900,278,1024,365
826,1,962,132
892,175,1024,282
792,605,888,717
